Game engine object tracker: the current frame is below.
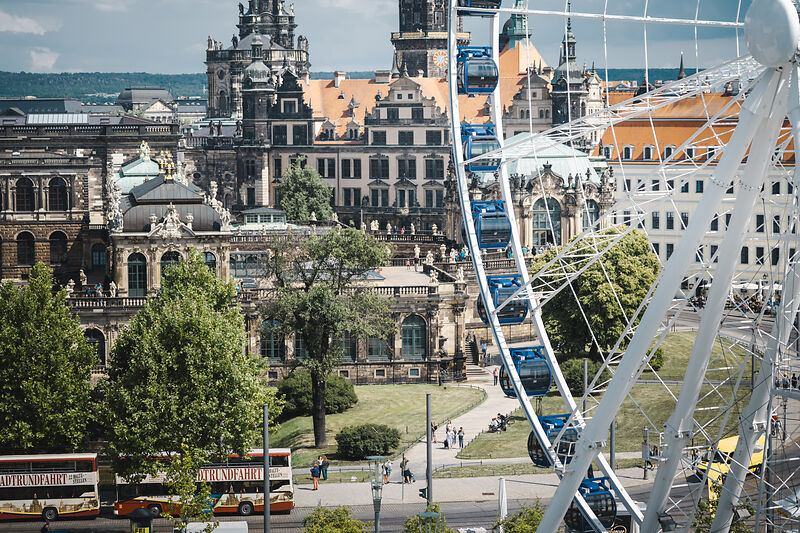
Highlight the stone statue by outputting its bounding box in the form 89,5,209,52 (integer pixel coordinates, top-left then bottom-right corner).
414,245,421,260
109,280,117,296
159,204,183,240
107,181,124,233
79,269,87,288
360,220,366,231
232,35,239,49
208,35,214,50
310,211,317,221
65,279,75,297
290,2,295,15
204,182,233,231
236,120,243,137
370,219,379,232
410,223,416,235
386,222,392,234
331,212,338,223
439,244,447,257
456,266,465,283
449,248,457,262
430,269,439,284
239,2,244,15
432,224,438,235
425,250,434,265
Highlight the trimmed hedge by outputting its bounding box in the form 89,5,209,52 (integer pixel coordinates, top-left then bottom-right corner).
277,369,358,419
335,423,401,460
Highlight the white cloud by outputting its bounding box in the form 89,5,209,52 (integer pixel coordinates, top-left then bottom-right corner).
29,47,59,72
90,0,128,13
0,10,48,34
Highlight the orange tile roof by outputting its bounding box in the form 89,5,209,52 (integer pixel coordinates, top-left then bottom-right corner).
302,40,548,139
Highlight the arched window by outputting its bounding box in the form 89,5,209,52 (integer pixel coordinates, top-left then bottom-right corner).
260,321,285,361
15,178,35,212
91,243,106,271
16,232,35,265
532,198,562,246
160,251,181,278
48,177,68,211
128,253,147,297
401,315,426,360
84,328,106,367
583,200,600,231
49,231,67,264
218,91,229,117
203,251,217,273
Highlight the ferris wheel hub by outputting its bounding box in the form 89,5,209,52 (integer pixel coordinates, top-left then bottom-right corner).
745,0,800,67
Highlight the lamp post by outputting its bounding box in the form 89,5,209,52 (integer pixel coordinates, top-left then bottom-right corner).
417,511,441,533
368,456,386,533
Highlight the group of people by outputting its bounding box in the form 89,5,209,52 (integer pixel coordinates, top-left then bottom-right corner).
489,413,508,433
309,455,329,490
777,372,800,390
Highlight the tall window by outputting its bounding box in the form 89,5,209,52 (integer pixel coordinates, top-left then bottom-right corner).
583,200,600,231
756,214,765,233
84,329,106,366
398,158,416,179
651,211,660,230
160,251,181,279
294,335,308,360
91,243,106,271
372,131,387,145
16,178,35,212
532,198,562,246
203,252,217,273
16,232,35,265
426,131,442,146
370,158,390,179
398,131,414,146
260,321,285,361
273,125,287,145
339,331,357,361
368,336,390,360
293,125,308,145
666,212,675,230
401,316,426,360
741,247,749,265
425,159,444,179
48,177,68,211
49,231,67,264
128,253,147,297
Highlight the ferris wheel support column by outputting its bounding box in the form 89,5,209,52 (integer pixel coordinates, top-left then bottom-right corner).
710,64,800,533
536,66,784,533
641,65,791,533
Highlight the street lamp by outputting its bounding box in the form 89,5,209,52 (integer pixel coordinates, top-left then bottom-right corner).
368,456,386,533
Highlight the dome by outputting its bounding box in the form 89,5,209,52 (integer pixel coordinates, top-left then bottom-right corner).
245,60,272,81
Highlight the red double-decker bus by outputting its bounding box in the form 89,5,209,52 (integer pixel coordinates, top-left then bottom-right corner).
114,449,293,517
0,453,100,521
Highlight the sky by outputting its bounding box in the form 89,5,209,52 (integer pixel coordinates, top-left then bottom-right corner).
0,0,750,74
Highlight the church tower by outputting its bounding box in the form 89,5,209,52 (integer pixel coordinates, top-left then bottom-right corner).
390,0,469,78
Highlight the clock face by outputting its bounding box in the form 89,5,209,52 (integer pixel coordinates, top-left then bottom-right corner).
433,51,448,68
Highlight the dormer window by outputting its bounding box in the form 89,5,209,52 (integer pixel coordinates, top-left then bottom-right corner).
622,145,634,161
707,145,719,160
602,145,615,159
685,146,696,160
643,145,655,161
664,145,676,159
397,94,403,100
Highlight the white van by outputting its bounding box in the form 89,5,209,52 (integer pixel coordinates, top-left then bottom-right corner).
176,522,249,533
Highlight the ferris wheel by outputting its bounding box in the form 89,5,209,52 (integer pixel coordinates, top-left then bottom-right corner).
448,0,800,531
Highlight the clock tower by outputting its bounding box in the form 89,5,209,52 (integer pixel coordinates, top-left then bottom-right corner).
391,0,469,78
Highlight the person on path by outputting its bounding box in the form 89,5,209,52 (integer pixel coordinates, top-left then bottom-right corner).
401,455,410,484
493,367,499,386
310,464,320,490
431,422,438,443
793,373,798,390
382,459,392,483
320,455,329,481
458,427,465,448
448,428,456,449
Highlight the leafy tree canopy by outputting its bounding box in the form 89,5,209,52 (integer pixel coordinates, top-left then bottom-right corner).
279,158,333,222
0,263,96,454
104,250,281,480
262,227,394,447
494,503,545,532
530,228,660,360
303,507,368,533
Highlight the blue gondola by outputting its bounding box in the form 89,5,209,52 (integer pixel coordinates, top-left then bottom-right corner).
462,124,501,172
499,346,552,397
457,0,503,14
477,275,529,325
527,414,580,468
470,201,512,249
564,477,618,532
457,48,499,95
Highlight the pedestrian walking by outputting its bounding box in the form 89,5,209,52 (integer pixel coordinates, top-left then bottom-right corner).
310,464,320,490
481,340,488,361
448,428,455,449
320,455,329,481
493,367,499,386
401,455,410,484
382,459,392,483
792,373,798,390
458,427,465,448
431,422,438,443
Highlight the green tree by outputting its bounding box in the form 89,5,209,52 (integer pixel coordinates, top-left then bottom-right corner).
303,507,368,533
692,485,752,533
103,250,282,508
279,158,334,222
0,263,96,454
277,369,358,419
263,227,394,447
494,503,545,532
530,228,660,360
403,503,457,533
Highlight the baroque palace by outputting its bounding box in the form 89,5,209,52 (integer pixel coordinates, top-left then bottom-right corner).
1,0,623,384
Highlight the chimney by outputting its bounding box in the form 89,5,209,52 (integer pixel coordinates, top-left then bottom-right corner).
334,71,346,88
374,70,392,84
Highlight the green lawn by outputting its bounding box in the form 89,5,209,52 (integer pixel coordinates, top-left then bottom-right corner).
458,332,751,460
272,384,486,468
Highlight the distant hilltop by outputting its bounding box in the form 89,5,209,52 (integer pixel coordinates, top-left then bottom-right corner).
0,68,697,103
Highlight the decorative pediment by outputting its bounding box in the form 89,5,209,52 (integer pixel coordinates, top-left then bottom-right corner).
148,203,196,239
395,177,416,189
422,180,445,189
368,179,391,188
